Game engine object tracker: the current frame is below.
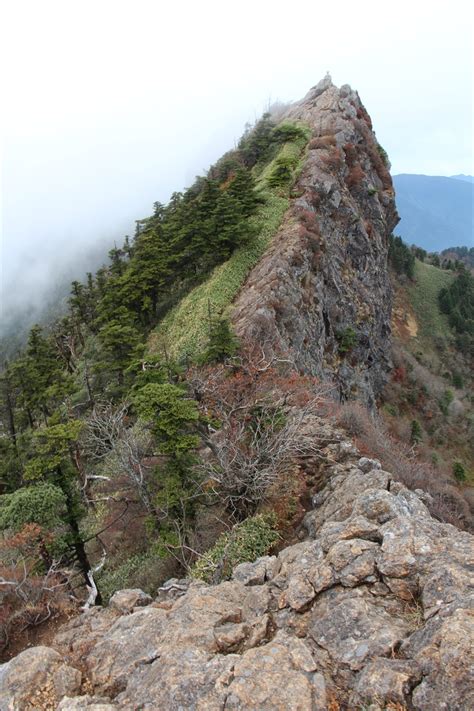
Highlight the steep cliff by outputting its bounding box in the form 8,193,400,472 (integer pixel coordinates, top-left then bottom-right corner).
233,76,398,406
2,425,472,710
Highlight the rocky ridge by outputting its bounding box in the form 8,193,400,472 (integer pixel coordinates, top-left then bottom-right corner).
233,75,399,406
1,422,472,710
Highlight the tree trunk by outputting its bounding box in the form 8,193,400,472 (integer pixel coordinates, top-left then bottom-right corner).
58,467,103,605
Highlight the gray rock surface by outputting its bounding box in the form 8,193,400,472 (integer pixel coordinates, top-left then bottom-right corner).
6,425,470,709
0,646,81,710
109,588,152,613
232,79,398,407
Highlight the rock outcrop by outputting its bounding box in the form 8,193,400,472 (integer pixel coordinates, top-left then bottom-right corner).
2,426,472,710
233,76,399,406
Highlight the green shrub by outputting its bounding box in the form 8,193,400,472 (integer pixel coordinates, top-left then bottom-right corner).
452,372,464,388
452,460,467,482
97,553,152,603
272,122,310,144
410,419,423,445
336,327,357,354
0,482,67,532
377,142,390,166
191,513,279,584
267,154,299,187
439,389,454,416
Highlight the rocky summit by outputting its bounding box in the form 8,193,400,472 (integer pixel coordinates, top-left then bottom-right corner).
1,421,473,710
233,76,399,407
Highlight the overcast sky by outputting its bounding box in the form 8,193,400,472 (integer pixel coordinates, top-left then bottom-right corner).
1,0,473,326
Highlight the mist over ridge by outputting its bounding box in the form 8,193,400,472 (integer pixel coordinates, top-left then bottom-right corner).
2,1,472,349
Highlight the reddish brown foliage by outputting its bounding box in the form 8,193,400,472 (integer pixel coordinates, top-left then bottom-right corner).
343,142,358,167
346,164,365,189
320,147,343,172
354,118,392,191
296,208,320,234
309,135,337,150
356,104,373,129
0,555,76,659
392,366,407,383
364,219,373,237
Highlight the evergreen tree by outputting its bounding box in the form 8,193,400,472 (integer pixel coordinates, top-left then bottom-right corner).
202,318,239,363
227,167,260,217
238,113,276,167
97,308,142,386
388,235,415,279
108,245,125,276
9,326,72,425
410,419,422,445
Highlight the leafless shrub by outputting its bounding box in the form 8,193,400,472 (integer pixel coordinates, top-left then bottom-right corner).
200,402,328,517
0,555,76,656
189,347,332,517
80,401,130,463
101,422,157,521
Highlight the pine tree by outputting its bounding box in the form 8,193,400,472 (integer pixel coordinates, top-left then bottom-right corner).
108,245,125,276
227,167,260,217
202,318,239,363
97,308,142,385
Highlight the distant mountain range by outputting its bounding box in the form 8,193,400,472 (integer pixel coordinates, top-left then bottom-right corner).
393,174,473,252
451,174,474,183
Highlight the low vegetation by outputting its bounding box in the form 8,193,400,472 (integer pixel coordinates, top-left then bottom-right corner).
191,513,279,583
407,259,454,347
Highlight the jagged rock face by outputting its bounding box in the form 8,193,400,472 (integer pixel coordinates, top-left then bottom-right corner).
2,425,472,710
233,76,399,406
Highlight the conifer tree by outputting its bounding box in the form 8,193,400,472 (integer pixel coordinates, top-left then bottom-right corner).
227,167,260,217
98,307,142,385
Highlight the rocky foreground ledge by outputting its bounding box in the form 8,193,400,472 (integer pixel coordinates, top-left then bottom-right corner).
1,437,473,710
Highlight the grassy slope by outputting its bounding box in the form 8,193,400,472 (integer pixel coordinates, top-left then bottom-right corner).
389,260,473,483
407,259,455,349
148,135,309,360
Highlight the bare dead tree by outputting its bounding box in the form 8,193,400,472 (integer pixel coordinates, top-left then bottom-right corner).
199,400,328,516
0,557,77,652
187,343,334,517
100,422,160,522
80,401,130,463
